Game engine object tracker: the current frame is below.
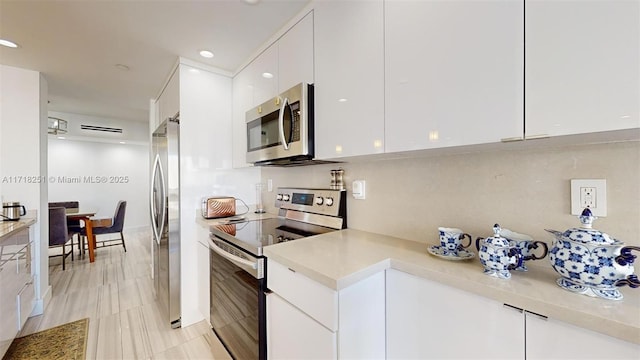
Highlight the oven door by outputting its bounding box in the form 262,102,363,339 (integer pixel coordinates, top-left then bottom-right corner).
209,236,266,360
245,83,312,164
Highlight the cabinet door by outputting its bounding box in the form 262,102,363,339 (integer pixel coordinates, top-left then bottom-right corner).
526,311,640,359
179,65,232,170
314,0,385,159
249,44,278,106
385,0,524,152
159,69,180,122
0,257,19,356
525,0,639,138
232,68,254,168
278,11,314,92
386,269,524,359
267,293,337,360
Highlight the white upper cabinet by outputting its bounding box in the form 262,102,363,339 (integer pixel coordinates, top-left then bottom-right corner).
385,0,524,152
248,43,279,107
231,11,314,167
232,67,254,168
279,11,314,92
158,68,180,123
525,0,639,138
314,0,384,159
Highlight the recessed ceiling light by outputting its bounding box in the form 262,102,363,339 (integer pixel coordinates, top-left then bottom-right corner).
199,50,214,58
0,39,19,48
262,72,274,79
57,136,66,140
115,64,130,71
119,141,126,144
244,0,260,4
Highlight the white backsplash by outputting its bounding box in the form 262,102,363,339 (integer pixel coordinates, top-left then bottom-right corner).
261,140,640,247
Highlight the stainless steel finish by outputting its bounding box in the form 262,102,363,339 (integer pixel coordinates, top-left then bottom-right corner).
283,209,344,230
2,202,26,221
275,187,346,219
151,114,181,329
278,97,290,150
209,236,264,279
246,83,312,164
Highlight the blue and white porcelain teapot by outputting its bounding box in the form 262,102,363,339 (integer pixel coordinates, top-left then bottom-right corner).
546,208,640,300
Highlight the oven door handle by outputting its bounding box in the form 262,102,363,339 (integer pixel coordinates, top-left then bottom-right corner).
209,238,258,270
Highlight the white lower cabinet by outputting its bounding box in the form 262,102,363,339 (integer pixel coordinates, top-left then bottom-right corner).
525,311,640,359
266,259,385,359
386,269,524,359
0,229,35,357
266,292,337,359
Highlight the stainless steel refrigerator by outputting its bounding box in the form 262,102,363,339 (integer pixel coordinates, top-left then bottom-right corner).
151,114,181,329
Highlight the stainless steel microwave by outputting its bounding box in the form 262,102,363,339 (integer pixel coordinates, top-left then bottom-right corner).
246,83,314,166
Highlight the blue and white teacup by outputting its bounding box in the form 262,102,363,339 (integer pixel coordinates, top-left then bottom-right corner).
500,228,548,271
438,227,472,256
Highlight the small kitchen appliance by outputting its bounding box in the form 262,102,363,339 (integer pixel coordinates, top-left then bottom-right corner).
246,83,314,166
2,202,26,221
200,196,249,219
208,187,347,360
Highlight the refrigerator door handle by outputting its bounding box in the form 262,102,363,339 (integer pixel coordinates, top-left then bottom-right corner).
150,154,166,244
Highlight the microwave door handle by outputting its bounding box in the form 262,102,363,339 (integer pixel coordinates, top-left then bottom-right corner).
278,97,290,150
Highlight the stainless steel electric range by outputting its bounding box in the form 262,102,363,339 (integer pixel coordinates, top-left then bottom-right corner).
208,187,347,360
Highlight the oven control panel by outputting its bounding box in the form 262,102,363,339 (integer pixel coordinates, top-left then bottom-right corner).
274,187,346,218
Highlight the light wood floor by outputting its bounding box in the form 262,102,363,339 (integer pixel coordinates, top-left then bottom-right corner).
20,229,232,359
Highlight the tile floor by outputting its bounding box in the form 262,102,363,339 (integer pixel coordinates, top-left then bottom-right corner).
20,229,232,359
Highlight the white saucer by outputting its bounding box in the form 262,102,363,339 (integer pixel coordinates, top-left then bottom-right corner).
427,245,475,261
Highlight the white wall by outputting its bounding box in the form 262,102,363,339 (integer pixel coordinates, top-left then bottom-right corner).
48,111,149,144
48,138,149,229
0,64,49,315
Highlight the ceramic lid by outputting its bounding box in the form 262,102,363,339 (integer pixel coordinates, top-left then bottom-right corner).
484,224,511,247
560,208,620,245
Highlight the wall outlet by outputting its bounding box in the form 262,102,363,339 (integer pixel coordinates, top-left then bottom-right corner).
352,180,366,200
570,179,607,216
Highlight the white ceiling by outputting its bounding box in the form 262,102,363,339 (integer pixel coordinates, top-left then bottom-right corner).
0,0,310,123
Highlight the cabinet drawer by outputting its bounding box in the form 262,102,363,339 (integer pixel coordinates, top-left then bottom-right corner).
267,293,337,360
267,260,338,331
17,279,35,330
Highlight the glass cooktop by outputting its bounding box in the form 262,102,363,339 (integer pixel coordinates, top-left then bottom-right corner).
209,217,336,256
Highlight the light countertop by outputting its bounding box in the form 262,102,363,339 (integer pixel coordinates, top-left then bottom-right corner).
263,228,640,345
0,212,36,242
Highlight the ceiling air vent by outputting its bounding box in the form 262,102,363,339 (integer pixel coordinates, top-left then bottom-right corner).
80,124,123,133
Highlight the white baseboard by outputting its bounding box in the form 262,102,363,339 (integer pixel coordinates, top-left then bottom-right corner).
32,284,52,316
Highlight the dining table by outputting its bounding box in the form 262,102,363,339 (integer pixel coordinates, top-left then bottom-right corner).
65,209,112,263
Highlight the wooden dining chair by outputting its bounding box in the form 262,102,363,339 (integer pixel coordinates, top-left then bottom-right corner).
81,201,127,252
48,201,84,256
48,207,74,270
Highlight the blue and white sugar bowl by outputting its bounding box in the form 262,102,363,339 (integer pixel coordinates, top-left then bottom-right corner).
546,208,640,300
475,224,524,279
